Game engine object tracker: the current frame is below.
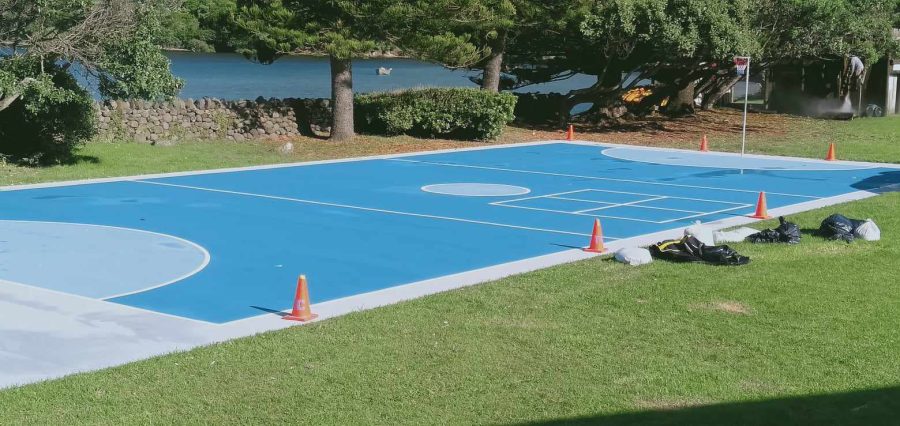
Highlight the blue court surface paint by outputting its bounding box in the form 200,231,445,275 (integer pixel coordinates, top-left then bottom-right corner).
0,143,895,323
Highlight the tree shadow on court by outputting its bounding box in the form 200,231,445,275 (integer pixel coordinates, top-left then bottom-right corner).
852,171,900,194
516,385,900,426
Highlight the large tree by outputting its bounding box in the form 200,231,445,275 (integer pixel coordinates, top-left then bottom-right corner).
234,0,478,141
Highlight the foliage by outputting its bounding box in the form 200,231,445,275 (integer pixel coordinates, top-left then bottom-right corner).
0,0,180,159
752,0,899,65
355,88,517,140
234,0,377,63
473,0,898,118
98,23,184,100
0,57,97,161
157,0,238,52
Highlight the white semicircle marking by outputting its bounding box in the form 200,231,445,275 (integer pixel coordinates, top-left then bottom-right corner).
0,220,209,300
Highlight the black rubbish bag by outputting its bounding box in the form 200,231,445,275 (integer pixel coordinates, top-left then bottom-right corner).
650,236,750,266
819,214,867,243
746,216,801,244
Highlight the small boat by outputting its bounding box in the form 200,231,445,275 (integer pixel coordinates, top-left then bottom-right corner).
376,67,393,76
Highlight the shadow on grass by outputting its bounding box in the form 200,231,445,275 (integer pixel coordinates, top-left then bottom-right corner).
4,154,101,167
518,385,900,426
66,154,101,165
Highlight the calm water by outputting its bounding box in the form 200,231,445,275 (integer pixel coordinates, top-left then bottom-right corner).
163,52,594,100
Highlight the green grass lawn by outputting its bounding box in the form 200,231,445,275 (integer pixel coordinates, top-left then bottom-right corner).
0,114,898,424
720,114,900,163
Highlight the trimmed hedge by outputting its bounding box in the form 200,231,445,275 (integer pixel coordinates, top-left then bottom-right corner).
355,88,517,140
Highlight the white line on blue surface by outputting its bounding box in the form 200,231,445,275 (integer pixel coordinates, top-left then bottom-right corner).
497,189,751,207
662,205,754,224
131,180,617,239
546,196,618,205
388,158,824,199
573,197,668,214
555,197,707,214
491,203,665,224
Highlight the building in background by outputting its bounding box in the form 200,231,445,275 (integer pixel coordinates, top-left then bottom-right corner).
764,29,899,117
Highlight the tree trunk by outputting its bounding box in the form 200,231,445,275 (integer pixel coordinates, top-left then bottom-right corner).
701,74,742,110
481,31,507,92
329,55,354,141
663,80,696,115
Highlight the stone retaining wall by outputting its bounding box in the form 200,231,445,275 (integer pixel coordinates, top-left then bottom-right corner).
96,98,332,143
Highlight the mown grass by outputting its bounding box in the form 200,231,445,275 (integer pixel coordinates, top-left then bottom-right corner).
1,194,897,424
0,112,898,424
709,114,900,163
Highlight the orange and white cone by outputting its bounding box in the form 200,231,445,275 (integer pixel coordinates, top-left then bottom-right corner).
584,219,607,253
566,125,575,141
284,275,318,322
700,135,709,152
825,143,837,161
749,192,771,220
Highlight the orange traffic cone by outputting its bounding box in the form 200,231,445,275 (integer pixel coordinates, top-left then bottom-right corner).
584,219,607,253
825,143,836,161
284,275,317,322
700,135,709,152
749,192,771,219
566,125,575,141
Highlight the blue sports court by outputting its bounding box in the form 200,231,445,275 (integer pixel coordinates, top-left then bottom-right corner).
0,141,895,323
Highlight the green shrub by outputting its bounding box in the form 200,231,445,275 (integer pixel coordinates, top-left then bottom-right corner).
0,57,97,163
355,88,517,140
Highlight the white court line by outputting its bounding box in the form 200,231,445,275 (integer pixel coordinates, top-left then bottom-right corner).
573,197,668,214
659,204,754,224
530,196,722,215
388,158,824,199
546,196,618,205
491,189,594,205
622,204,706,214
494,204,664,224
131,180,607,239
573,188,751,206
543,196,718,214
